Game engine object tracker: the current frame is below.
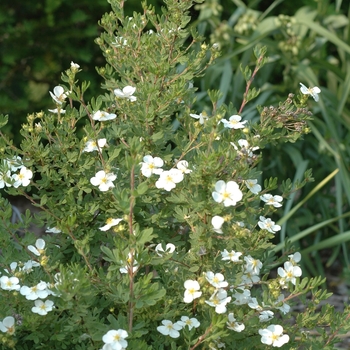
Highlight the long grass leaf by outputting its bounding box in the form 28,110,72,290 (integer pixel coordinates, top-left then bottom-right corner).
277,168,339,226
274,211,350,252
297,18,350,55
302,229,350,254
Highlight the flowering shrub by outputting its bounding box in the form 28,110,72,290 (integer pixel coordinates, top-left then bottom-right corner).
0,0,349,349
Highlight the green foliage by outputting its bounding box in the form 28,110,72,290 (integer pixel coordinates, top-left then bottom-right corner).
192,0,350,277
0,0,349,349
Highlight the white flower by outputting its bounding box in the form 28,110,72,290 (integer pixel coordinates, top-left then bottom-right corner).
226,313,245,332
211,215,225,234
244,255,262,275
221,249,242,262
28,238,46,256
300,82,321,102
220,115,247,129
70,61,80,69
157,320,182,338
0,170,11,189
6,156,23,171
230,139,259,158
46,227,61,234
288,252,301,264
155,243,175,256
48,108,66,114
259,325,289,347
22,260,40,273
12,166,33,187
49,86,67,105
0,276,20,291
205,271,228,289
119,252,138,274
210,340,226,349
113,36,128,47
176,316,200,330
20,281,50,300
90,170,116,192
92,110,117,121
5,262,18,274
176,160,192,174
99,218,123,231
259,310,274,322
274,294,290,314
240,271,260,286
0,316,15,335
114,86,137,102
248,297,262,311
258,216,281,233
190,112,208,124
155,169,184,191
278,261,302,286
102,329,128,349
232,288,251,305
260,194,283,208
212,180,243,207
83,139,107,152
245,179,261,194
31,299,54,315
140,155,164,177
183,280,202,303
205,289,231,314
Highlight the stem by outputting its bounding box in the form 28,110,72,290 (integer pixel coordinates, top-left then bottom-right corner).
324,311,350,346
189,324,213,350
128,164,136,333
238,53,265,115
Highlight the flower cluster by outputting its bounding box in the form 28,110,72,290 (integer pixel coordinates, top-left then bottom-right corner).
176,246,303,347
157,316,200,338
0,238,55,321
0,156,33,189
140,156,192,192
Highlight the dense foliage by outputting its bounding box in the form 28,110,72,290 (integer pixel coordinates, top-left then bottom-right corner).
0,0,350,349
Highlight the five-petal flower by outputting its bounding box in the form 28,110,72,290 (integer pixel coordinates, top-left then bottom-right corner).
0,316,15,335
90,171,116,192
114,86,137,102
83,139,107,152
220,115,247,129
140,155,164,177
92,111,117,121
259,325,289,347
258,216,281,233
183,280,202,303
31,299,54,315
99,218,123,231
300,83,321,102
157,320,182,338
155,169,184,191
49,86,67,105
12,166,33,188
212,180,243,207
102,329,128,349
